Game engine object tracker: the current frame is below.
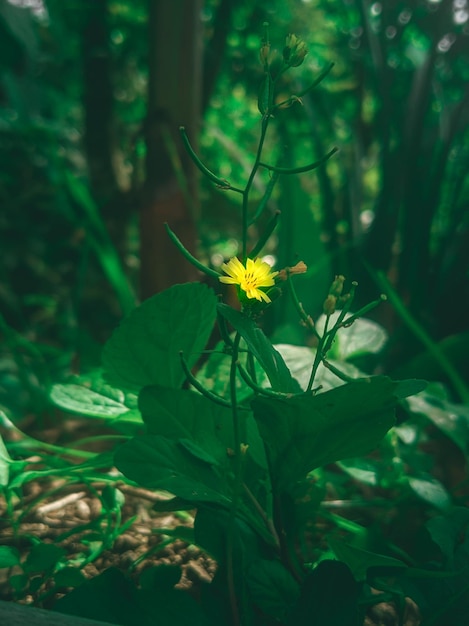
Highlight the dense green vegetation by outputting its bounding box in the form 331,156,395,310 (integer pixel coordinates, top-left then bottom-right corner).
1,1,469,625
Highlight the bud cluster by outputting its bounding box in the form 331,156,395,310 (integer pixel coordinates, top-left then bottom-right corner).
283,33,308,67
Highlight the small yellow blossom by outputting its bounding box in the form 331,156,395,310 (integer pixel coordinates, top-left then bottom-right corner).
219,257,278,303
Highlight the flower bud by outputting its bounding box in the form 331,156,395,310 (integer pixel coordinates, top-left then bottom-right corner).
259,43,270,67
323,294,337,315
329,275,345,297
278,261,308,281
283,34,308,67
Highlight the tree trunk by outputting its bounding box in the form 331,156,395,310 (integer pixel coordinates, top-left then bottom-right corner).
82,0,116,208
141,0,203,299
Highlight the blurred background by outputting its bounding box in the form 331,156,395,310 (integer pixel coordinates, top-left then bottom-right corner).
1,0,469,417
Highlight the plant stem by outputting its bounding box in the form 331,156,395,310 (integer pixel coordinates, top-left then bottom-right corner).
242,116,270,259
227,332,242,626
374,270,469,403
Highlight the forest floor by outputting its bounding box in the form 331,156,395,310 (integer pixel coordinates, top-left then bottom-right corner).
0,408,427,625
0,477,422,626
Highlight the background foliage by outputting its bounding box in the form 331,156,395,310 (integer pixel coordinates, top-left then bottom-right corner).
1,0,469,624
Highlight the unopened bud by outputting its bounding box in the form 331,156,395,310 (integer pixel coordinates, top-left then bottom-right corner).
329,275,345,297
278,261,308,281
283,34,308,67
323,294,337,315
259,43,270,67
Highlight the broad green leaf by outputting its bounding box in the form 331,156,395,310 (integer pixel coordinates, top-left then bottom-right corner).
49,384,131,418
246,559,299,620
316,313,388,360
23,543,65,575
217,304,299,393
337,459,379,486
405,386,469,454
114,434,232,506
54,567,86,588
195,340,267,402
53,567,140,625
0,545,20,568
70,370,139,409
408,475,451,511
116,389,274,546
287,560,359,626
394,378,427,398
328,538,407,582
426,507,469,570
138,385,267,472
103,283,217,391
275,343,364,391
252,377,408,491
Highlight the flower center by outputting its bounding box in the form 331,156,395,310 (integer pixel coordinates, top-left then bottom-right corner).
241,272,259,291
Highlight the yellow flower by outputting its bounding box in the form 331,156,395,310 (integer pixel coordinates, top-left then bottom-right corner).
219,257,278,303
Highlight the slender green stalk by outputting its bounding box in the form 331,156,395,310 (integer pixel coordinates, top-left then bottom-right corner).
227,332,242,626
237,361,292,398
248,171,279,227
6,438,95,460
165,223,221,279
242,116,270,258
179,351,238,409
242,482,280,550
322,359,357,383
273,62,335,109
179,126,231,189
259,146,338,175
248,210,281,259
285,274,319,338
374,270,469,403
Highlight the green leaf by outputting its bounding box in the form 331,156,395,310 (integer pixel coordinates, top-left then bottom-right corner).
328,538,407,582
138,385,267,472
115,434,232,506
103,283,217,391
49,384,131,418
408,475,451,511
316,313,388,360
275,343,364,391
394,378,427,398
426,507,469,570
0,545,21,568
252,377,402,491
405,386,469,454
217,304,299,393
287,560,359,626
8,451,115,489
53,567,86,588
53,567,139,625
116,433,275,546
0,432,13,486
23,543,65,575
70,370,139,408
195,340,267,402
246,559,299,620
153,526,195,544
64,172,136,315
337,459,379,486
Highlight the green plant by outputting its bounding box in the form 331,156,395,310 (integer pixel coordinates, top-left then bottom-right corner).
45,29,429,626
3,24,468,626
